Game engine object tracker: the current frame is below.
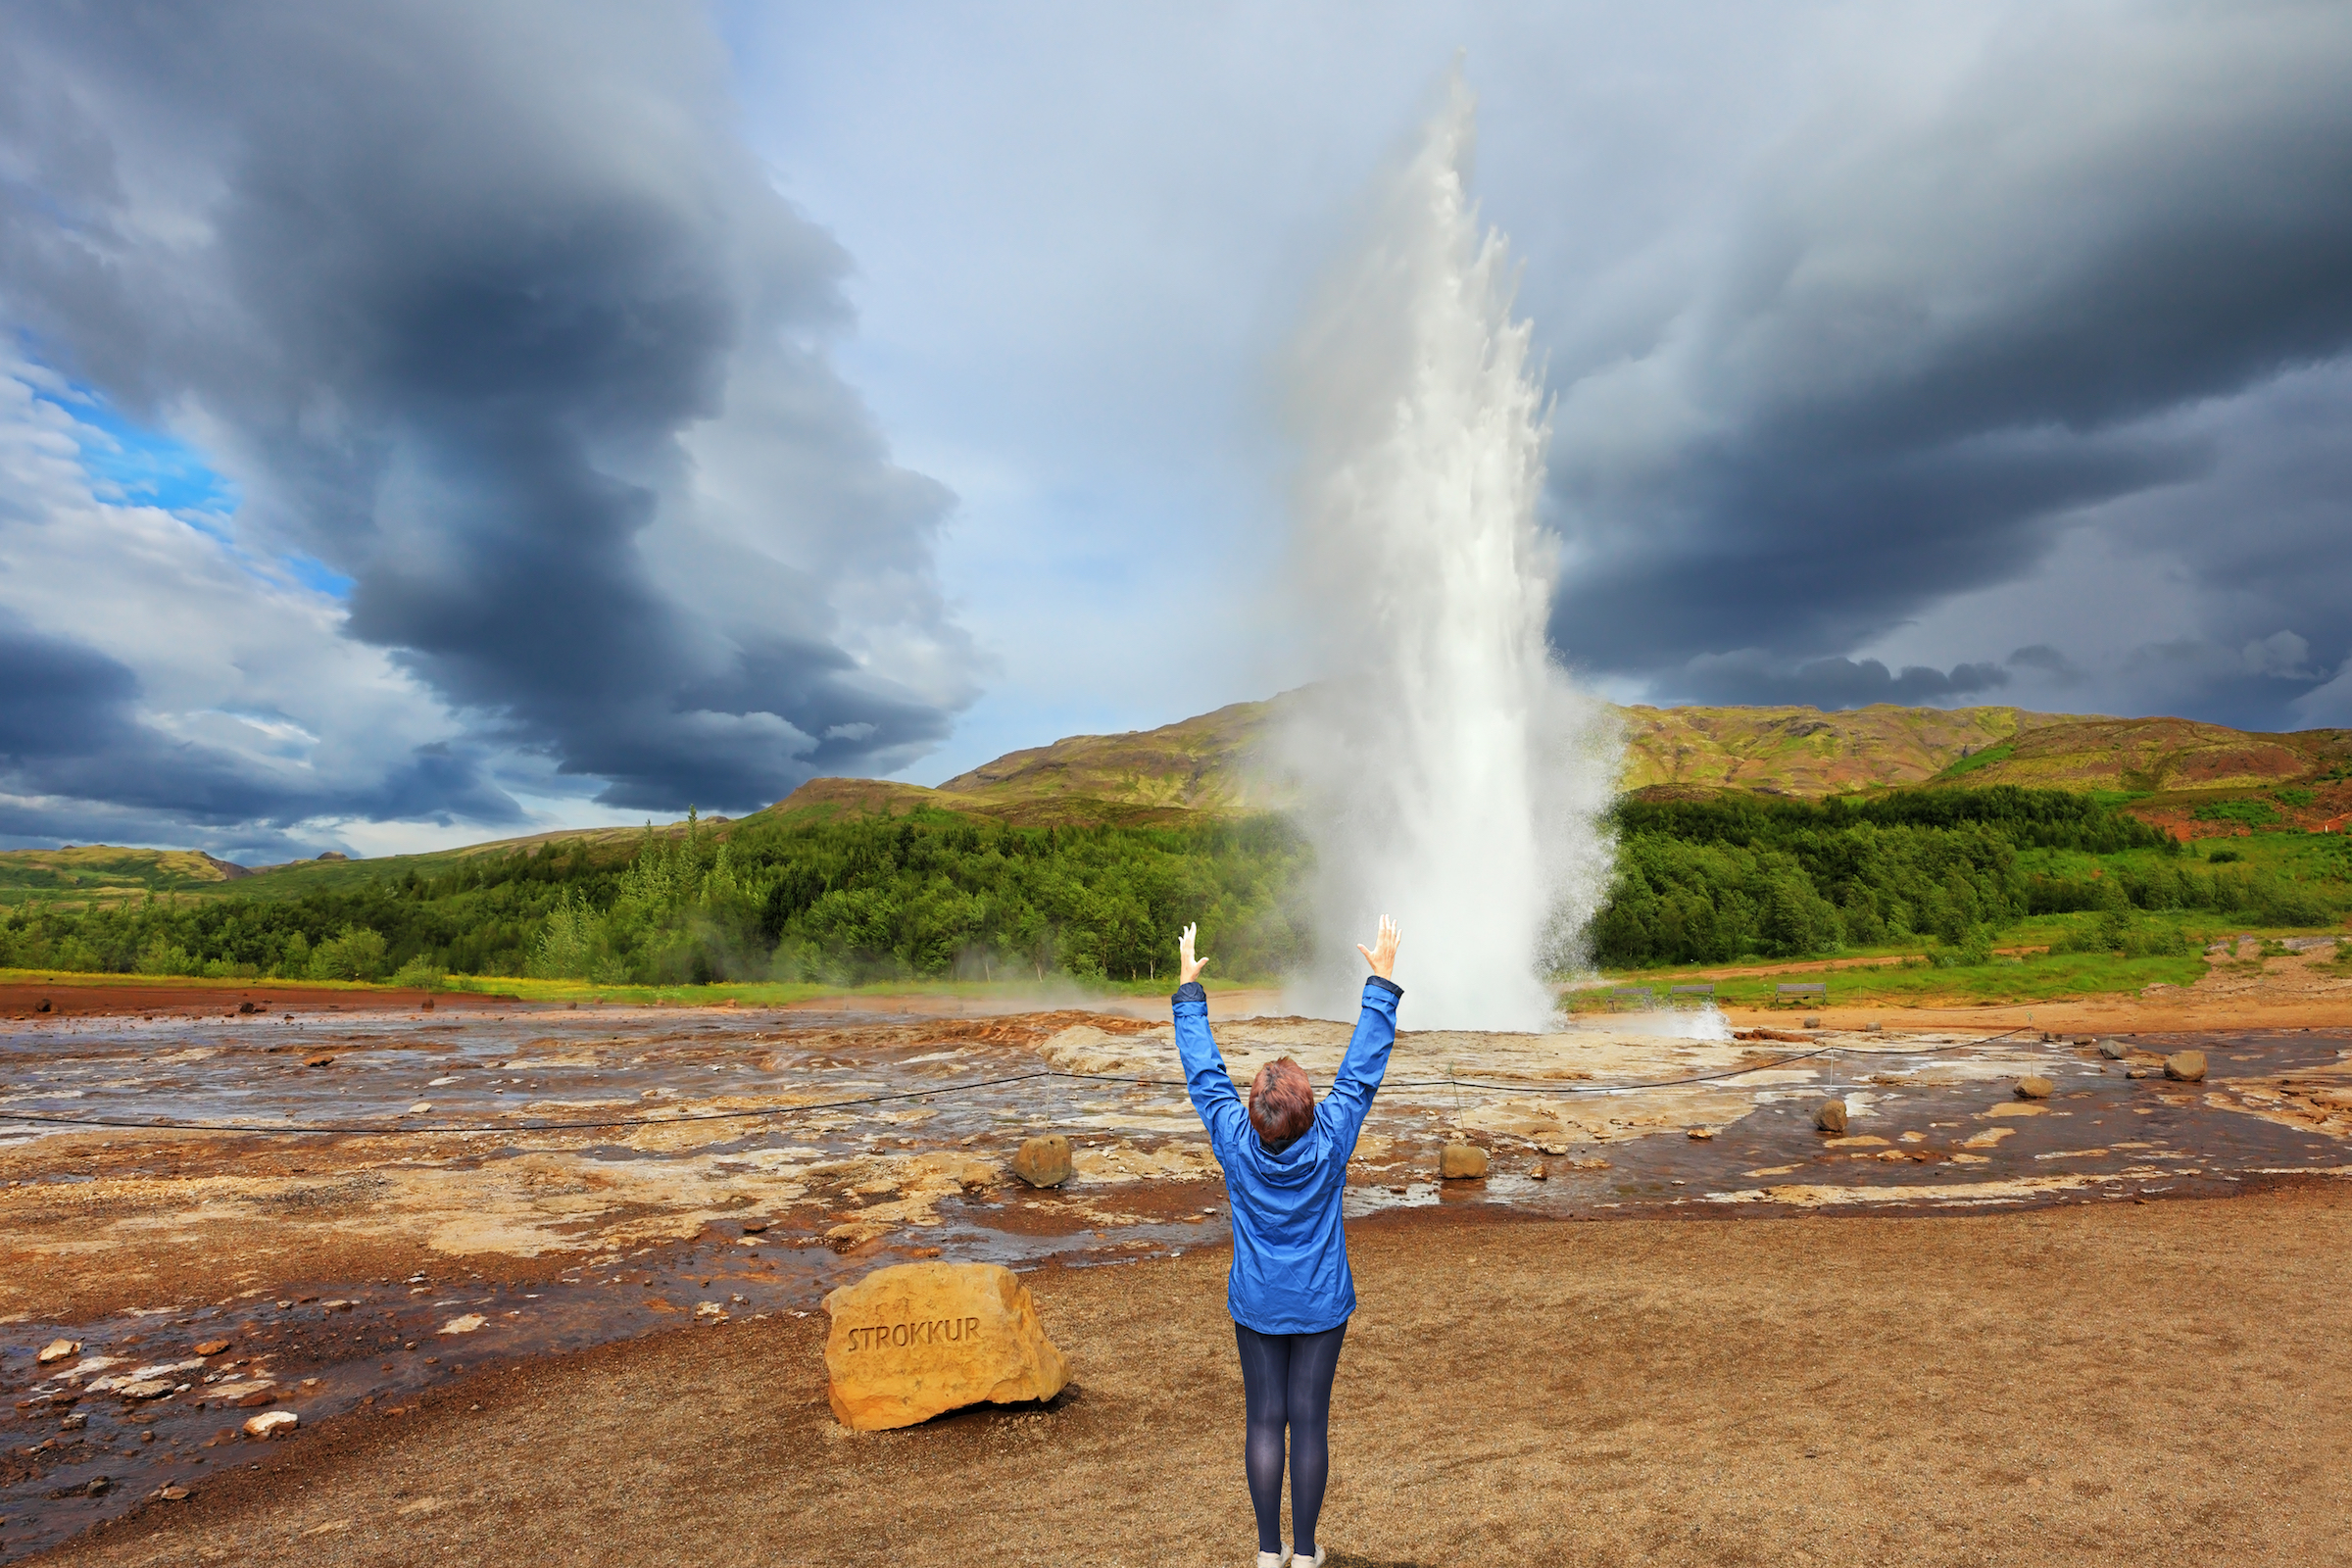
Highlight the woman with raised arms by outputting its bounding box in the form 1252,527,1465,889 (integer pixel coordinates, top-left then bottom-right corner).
1172,914,1401,1568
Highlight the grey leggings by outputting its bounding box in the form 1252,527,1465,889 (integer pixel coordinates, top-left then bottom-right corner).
1234,1319,1348,1555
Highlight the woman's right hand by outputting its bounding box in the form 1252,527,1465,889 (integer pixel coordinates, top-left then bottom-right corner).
1179,922,1210,985
1357,914,1400,980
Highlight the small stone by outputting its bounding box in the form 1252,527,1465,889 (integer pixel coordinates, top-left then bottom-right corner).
1529,1160,1548,1180
35,997,52,1012
407,1102,432,1115
2015,1076,2055,1100
1803,1015,1822,1028
1686,1126,1715,1141
60,1411,87,1431
158,1485,191,1501
822,1261,1070,1432
237,1001,257,1014
740,1219,770,1235
242,1410,297,1440
2127,1066,2154,1079
1439,1143,1491,1180
2164,1051,2208,1083
85,1476,111,1496
37,1339,79,1365
117,1379,176,1400
437,1313,486,1336
2098,1039,2127,1059
1863,1021,1881,1033
1814,1100,1849,1135
1010,1134,1073,1189
194,1340,232,1357
304,1054,335,1068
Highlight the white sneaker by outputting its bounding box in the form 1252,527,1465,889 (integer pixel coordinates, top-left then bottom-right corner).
1294,1549,1326,1568
1254,1553,1291,1568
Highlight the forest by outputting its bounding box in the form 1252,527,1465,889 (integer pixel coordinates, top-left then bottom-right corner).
0,787,2343,984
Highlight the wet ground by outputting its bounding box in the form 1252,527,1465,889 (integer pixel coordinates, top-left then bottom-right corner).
3,998,2349,1561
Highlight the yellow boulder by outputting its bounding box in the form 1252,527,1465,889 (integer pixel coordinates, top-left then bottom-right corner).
1439,1142,1490,1179
822,1262,1070,1432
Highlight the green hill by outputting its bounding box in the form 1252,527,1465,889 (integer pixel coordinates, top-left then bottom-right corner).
15,698,2351,917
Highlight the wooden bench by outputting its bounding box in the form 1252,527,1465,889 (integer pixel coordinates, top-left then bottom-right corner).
1609,987,1654,1009
1668,983,1715,1000
1773,982,1827,1007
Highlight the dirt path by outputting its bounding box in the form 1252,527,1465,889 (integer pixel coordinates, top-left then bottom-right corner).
41,1181,2352,1568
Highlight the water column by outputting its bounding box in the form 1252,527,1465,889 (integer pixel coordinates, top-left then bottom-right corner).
1279,73,1618,1032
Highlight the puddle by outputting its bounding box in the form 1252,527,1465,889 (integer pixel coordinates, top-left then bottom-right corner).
2,1004,2347,1559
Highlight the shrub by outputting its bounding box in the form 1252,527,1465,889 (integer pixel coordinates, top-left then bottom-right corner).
2193,799,2280,827
308,925,387,981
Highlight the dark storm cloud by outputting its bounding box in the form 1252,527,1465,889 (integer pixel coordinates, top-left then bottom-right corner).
0,614,140,760
1676,653,2009,710
1547,2,2352,719
0,611,517,840
0,0,968,820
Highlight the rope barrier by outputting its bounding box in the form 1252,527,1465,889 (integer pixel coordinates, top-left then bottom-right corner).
0,1029,2042,1139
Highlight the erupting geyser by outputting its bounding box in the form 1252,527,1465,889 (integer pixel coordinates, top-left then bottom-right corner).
1280,74,1618,1032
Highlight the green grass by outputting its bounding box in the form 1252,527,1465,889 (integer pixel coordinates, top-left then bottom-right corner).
1576,948,2206,1010
0,966,400,995
1,965,1250,1009
1930,740,2018,781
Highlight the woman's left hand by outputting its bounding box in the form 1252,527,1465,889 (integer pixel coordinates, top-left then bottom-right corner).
1179,922,1210,985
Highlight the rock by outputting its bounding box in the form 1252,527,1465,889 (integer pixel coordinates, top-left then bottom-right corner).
740,1219,770,1234
158,1485,191,1501
1687,1126,1715,1141
2127,1066,2154,1079
1863,1021,1881,1033
116,1379,176,1400
237,1001,256,1014
1814,1100,1849,1135
242,1410,298,1440
822,1261,1070,1432
1803,1015,1822,1028
1529,1160,1548,1180
37,1339,79,1365
2098,1039,2128,1059
407,1102,432,1115
2015,1076,2055,1100
194,1339,232,1357
35,998,52,1012
437,1313,486,1335
2165,1051,2208,1083
304,1053,335,1068
1439,1143,1491,1180
84,1475,111,1495
60,1411,86,1431
1010,1134,1073,1189
421,996,436,1010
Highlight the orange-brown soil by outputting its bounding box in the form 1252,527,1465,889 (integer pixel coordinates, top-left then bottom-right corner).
0,980,510,1020
41,1181,2352,1568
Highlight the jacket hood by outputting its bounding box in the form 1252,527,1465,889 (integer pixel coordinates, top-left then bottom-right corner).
1241,1113,1328,1187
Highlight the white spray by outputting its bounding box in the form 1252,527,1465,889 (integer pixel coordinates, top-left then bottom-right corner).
1278,74,1619,1032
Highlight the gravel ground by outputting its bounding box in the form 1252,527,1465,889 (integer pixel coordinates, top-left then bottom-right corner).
35,1179,2352,1568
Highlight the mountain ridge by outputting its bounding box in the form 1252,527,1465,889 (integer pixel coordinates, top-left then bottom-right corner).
12,700,2349,906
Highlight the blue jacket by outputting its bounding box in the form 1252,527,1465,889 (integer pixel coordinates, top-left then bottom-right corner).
1174,976,1401,1334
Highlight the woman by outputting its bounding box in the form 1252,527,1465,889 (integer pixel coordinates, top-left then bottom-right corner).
1173,915,1401,1568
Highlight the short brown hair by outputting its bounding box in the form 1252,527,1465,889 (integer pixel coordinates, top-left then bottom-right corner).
1249,1057,1315,1148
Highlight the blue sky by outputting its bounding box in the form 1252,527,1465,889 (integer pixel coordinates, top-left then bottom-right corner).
3,1,2349,858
